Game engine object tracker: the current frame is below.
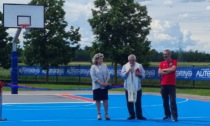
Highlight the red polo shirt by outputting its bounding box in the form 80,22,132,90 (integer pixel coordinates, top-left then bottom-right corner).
159,59,177,86
0,81,3,91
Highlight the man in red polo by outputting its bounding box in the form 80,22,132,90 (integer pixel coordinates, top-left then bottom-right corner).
0,81,3,92
158,49,178,122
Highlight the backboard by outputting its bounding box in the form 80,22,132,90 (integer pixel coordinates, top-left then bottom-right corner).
3,3,44,28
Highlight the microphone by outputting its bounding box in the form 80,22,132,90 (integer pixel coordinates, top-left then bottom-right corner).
130,65,134,73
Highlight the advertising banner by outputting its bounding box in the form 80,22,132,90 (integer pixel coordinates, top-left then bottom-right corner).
18,66,210,80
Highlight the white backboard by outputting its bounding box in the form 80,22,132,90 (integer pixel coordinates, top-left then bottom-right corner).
3,3,44,28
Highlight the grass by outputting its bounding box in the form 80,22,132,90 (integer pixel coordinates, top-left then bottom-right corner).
2,62,210,96
142,87,210,96
176,88,210,96
112,87,210,96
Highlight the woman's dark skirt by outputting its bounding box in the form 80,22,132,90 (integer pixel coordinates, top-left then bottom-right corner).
93,88,108,100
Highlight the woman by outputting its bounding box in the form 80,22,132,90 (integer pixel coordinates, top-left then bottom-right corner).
90,53,110,120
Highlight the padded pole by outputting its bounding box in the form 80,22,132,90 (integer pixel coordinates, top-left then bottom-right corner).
11,28,21,94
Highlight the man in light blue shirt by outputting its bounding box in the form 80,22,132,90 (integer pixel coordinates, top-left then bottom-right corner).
121,54,146,120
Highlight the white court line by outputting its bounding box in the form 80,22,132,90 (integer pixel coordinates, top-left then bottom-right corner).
3,98,189,110
3,102,94,105
3,118,100,123
3,94,189,107
143,97,189,108
3,106,125,111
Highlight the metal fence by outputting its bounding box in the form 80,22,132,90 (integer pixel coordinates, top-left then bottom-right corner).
18,66,210,80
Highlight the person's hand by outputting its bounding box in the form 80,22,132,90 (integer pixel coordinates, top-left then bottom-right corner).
104,81,109,86
99,81,108,86
135,68,142,77
126,67,132,75
135,68,140,73
98,80,104,86
135,71,141,77
135,68,140,74
100,81,104,85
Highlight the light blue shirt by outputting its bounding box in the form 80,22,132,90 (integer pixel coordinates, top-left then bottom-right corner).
121,62,145,90
90,64,110,90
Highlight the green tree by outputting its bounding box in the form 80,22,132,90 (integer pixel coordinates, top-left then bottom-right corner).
0,11,13,69
73,48,91,62
23,0,81,82
88,0,152,84
149,49,162,62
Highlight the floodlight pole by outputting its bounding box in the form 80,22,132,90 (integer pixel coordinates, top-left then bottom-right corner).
11,28,22,94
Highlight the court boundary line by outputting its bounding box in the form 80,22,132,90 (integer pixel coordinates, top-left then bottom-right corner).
58,94,94,102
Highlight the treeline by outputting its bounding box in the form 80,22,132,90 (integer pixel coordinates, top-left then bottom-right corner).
73,48,210,62
150,49,210,62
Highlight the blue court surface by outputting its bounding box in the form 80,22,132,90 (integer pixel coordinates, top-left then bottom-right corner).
1,93,210,126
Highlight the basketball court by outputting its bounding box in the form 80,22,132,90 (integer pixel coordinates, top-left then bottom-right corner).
1,90,210,126
1,3,210,126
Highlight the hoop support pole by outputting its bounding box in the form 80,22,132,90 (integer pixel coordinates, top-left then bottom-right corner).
11,28,21,94
0,91,7,121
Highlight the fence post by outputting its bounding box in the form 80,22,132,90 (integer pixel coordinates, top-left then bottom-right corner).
35,75,37,82
56,75,58,83
0,82,7,121
192,65,195,88
78,65,81,84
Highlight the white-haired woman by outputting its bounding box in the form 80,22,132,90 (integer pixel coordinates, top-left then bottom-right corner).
90,53,110,120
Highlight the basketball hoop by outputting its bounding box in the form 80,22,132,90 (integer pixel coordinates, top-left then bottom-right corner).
20,24,31,35
19,24,31,29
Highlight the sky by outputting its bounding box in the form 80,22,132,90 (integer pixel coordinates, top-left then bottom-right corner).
1,0,210,53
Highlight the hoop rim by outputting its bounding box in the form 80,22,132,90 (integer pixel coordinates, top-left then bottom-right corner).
19,24,31,29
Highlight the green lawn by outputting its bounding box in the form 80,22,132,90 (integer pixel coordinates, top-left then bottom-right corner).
1,62,210,96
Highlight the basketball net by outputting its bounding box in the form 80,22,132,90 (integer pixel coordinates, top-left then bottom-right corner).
20,24,31,35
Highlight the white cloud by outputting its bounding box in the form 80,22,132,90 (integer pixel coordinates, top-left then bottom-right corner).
181,30,196,49
163,0,173,7
151,20,182,39
179,13,189,18
137,0,152,1
138,0,152,6
182,30,210,52
149,19,198,52
64,0,95,47
206,6,210,10
64,1,94,22
180,0,206,3
0,0,29,5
